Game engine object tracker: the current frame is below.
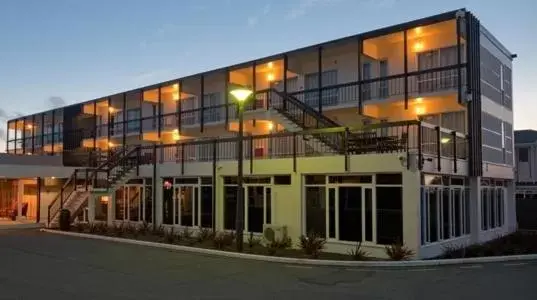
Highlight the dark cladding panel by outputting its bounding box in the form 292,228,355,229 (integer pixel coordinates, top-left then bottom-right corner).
62,105,86,166
465,11,483,176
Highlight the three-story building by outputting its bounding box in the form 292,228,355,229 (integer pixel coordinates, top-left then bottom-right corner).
0,8,516,258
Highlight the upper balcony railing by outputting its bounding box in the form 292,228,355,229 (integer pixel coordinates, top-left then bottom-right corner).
140,120,468,173
7,64,466,154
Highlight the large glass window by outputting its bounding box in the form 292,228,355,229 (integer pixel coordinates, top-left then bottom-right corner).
304,174,402,245
481,186,505,231
224,177,271,233
305,186,326,237
421,176,470,245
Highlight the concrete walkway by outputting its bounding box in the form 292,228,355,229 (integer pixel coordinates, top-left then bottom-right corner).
0,220,43,230
1,229,537,300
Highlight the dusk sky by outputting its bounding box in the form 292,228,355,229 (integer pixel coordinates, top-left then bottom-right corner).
0,0,535,151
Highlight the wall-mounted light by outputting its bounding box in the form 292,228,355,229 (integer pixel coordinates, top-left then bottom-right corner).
415,97,423,104
108,107,115,113
26,124,33,130
267,73,275,81
267,62,273,68
172,92,179,101
413,41,424,52
173,83,179,90
414,27,422,35
441,137,451,144
172,129,180,141
108,141,115,147
267,122,274,131
415,106,425,115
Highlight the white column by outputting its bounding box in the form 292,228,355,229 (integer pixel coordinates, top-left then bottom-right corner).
402,170,421,256
17,180,24,220
88,194,96,223
468,176,481,244
108,192,115,225
506,180,517,232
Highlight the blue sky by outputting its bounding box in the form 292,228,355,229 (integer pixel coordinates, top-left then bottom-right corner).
0,0,535,150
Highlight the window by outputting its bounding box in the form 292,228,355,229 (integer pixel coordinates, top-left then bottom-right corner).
304,174,402,245
481,187,505,231
519,147,529,162
126,108,141,132
305,186,326,237
417,46,458,93
203,93,221,123
421,177,470,245
161,177,213,228
224,181,271,233
379,60,388,98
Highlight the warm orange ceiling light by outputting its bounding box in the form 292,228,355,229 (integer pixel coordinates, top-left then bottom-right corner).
413,41,424,52
415,97,423,104
415,106,425,115
267,62,273,68
108,107,115,113
414,27,422,35
173,83,179,90
267,73,275,81
26,124,33,129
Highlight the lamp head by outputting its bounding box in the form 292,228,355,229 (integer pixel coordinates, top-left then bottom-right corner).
229,88,253,103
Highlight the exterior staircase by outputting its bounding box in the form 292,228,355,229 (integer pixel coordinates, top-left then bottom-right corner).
47,146,141,227
268,89,344,154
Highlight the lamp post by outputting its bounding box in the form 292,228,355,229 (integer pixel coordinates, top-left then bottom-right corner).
229,87,253,252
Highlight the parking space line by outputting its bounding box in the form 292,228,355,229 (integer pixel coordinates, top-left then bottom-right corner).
459,265,483,269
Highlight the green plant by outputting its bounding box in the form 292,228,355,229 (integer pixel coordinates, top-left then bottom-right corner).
97,223,108,234
88,223,98,234
348,241,369,261
384,241,414,261
213,232,228,250
126,223,138,238
59,209,71,231
139,221,150,235
164,227,177,244
299,232,326,259
197,228,213,243
267,236,292,256
153,225,165,237
112,222,125,237
75,222,87,233
247,232,261,249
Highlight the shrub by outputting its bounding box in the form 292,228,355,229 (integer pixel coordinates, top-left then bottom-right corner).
267,236,292,256
126,223,138,238
59,209,71,231
247,232,261,249
385,241,414,261
75,222,87,233
112,223,125,237
153,225,165,237
164,227,177,244
213,232,228,250
348,242,369,261
197,228,213,243
299,232,326,259
139,221,150,235
88,223,98,234
97,223,108,234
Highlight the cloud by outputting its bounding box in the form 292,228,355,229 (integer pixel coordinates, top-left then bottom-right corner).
262,3,272,15
247,16,259,27
286,0,342,20
47,96,66,108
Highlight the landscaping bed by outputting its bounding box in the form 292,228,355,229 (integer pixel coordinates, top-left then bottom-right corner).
438,231,537,259
57,222,415,261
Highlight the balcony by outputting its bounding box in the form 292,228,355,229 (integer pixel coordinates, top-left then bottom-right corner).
149,120,467,175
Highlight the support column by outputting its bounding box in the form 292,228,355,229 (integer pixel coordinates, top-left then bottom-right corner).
469,176,481,243
154,147,163,227
505,180,517,233
108,192,115,225
17,180,24,220
88,193,96,223
402,171,421,257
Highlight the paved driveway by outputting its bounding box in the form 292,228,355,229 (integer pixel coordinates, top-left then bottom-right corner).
1,229,537,300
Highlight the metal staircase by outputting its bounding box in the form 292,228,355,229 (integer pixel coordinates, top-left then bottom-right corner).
47,146,141,227
269,89,344,153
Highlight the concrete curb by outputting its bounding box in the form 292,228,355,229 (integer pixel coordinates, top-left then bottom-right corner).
1,223,44,230
41,229,537,268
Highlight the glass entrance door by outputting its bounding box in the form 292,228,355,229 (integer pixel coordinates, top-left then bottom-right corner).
173,186,199,227
246,186,272,233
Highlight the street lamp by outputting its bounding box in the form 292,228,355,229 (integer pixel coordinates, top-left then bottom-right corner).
229,87,253,252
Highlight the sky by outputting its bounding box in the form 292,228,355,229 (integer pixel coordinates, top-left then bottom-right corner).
0,0,535,151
